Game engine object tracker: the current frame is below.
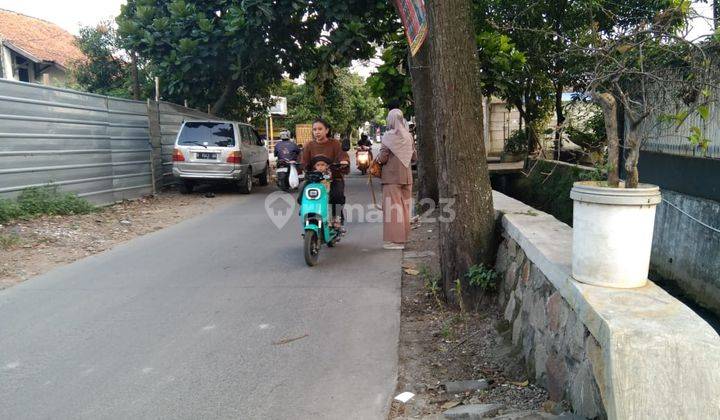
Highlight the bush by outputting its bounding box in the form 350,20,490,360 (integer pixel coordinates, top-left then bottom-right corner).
498,160,596,225
466,264,498,291
566,112,607,154
0,186,96,223
504,130,529,155
0,199,22,224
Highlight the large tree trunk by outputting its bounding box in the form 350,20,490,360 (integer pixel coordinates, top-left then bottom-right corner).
426,0,496,304
554,83,564,160
211,77,241,116
408,43,439,205
593,92,620,187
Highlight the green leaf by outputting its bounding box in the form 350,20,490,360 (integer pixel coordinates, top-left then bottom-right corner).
698,105,709,121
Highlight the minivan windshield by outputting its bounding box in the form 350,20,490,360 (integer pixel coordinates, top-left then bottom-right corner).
178,122,235,147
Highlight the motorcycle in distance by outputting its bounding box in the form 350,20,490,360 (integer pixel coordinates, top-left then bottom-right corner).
275,159,298,192
355,146,372,175
300,163,348,266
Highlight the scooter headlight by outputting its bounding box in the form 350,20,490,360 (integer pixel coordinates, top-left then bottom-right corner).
305,188,321,200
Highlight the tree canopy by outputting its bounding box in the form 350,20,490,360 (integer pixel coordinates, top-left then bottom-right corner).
70,22,140,98
275,69,384,139
367,31,414,117
116,0,394,118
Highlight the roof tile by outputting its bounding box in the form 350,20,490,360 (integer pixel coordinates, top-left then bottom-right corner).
0,8,84,68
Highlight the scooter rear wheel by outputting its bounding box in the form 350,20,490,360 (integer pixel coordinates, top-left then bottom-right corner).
304,231,320,266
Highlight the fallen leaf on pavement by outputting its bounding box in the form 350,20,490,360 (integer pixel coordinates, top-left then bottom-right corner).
402,262,416,269
510,380,529,387
404,268,420,276
441,401,461,410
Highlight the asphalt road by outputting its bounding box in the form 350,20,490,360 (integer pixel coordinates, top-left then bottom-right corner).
0,168,400,419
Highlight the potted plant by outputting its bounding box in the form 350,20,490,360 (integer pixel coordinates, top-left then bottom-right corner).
569,3,717,288
501,129,529,162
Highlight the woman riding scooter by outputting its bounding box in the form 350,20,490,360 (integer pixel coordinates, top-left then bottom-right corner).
301,119,350,231
356,134,373,175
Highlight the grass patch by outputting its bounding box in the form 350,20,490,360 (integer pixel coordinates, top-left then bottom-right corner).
0,186,96,224
0,234,21,250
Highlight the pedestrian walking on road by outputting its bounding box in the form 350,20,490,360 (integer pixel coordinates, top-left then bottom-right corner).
375,109,416,250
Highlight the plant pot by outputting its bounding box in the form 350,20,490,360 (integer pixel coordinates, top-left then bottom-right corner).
500,152,526,163
570,181,661,288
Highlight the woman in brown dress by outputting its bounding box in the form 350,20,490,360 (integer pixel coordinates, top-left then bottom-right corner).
301,119,350,230
375,109,416,250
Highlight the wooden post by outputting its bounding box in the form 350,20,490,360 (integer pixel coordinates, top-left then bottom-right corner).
154,77,160,102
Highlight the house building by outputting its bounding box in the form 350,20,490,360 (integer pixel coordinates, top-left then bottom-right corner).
0,9,84,86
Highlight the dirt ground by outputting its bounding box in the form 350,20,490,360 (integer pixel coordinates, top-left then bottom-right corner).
389,220,553,419
0,188,236,289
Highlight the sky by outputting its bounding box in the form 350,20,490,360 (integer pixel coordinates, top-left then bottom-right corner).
0,0,714,78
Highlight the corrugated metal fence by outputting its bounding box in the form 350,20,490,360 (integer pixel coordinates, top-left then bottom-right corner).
147,101,213,190
637,87,720,159
0,79,212,204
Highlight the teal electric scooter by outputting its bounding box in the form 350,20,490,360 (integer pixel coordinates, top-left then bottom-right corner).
300,164,347,266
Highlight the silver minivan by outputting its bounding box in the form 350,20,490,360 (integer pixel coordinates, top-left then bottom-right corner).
172,120,269,194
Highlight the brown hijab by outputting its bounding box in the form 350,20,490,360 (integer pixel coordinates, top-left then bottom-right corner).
381,109,414,168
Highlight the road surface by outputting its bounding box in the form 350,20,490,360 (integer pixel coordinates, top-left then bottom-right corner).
0,168,400,419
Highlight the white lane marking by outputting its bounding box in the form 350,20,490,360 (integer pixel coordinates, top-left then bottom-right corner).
202,325,216,331
4,362,19,370
141,367,154,374
259,324,270,330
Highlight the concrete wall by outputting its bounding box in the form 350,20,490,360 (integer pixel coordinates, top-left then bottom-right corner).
483,97,521,156
492,191,720,420
651,189,720,315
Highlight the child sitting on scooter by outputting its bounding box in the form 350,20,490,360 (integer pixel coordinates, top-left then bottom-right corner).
298,155,342,231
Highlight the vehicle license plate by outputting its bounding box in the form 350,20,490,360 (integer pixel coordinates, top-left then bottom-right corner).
197,152,217,160
276,167,289,173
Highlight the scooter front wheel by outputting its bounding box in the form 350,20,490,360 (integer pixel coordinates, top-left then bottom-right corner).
304,231,320,266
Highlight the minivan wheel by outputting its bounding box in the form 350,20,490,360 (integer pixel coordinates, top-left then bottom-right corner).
238,172,253,194
258,162,269,186
178,180,194,194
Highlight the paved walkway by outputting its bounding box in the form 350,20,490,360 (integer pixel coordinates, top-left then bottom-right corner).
0,173,400,419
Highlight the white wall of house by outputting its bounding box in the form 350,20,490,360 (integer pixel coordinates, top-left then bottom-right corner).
37,66,67,86
0,44,69,86
1,45,13,79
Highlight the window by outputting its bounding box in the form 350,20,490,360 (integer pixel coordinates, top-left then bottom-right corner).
240,125,253,146
14,55,29,82
178,122,235,147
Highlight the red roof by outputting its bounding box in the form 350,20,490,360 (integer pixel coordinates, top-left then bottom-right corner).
0,9,84,68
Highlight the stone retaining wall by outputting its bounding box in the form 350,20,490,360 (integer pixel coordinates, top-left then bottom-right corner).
490,191,720,420
495,236,605,419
